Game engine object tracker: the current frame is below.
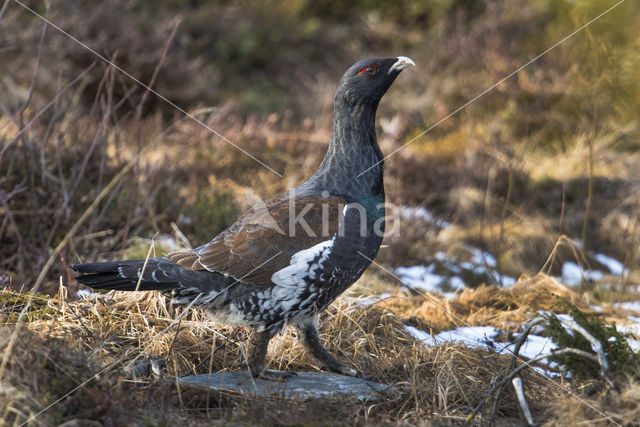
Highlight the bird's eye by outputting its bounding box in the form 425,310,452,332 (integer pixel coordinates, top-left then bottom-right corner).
357,64,378,75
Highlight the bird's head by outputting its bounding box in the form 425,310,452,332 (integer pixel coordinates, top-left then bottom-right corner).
335,56,415,109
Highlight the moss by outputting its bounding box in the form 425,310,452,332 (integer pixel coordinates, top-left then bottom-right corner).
0,291,58,322
543,301,640,380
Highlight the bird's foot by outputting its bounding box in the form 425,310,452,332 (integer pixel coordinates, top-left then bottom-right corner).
321,363,363,378
240,362,298,381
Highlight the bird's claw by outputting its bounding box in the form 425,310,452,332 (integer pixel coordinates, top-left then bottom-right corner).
321,364,364,378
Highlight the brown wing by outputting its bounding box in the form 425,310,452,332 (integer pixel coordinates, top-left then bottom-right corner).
168,194,346,285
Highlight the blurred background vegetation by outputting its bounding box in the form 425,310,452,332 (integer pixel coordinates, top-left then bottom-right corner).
1,0,639,294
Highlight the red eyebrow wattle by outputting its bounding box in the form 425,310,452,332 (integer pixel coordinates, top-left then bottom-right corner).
357,64,378,74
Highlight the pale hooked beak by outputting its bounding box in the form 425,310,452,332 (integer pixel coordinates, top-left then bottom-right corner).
388,56,416,74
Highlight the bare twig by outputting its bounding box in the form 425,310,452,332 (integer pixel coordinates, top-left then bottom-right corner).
489,317,545,421
556,316,613,387
0,64,96,161
0,186,26,251
474,347,599,420
0,159,137,386
134,233,158,292
32,153,140,293
135,18,181,122
43,76,113,253
475,315,615,422
512,377,534,426
509,318,546,372
166,295,202,359
68,73,113,198
0,0,10,20
19,0,50,116
12,0,282,176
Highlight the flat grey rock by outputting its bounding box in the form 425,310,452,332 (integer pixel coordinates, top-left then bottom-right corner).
178,371,390,401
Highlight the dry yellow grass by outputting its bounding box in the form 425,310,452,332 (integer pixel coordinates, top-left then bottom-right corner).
381,273,610,333
2,271,640,425
552,381,640,426
0,287,562,425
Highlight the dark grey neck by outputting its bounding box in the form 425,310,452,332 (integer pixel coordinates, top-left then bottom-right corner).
303,101,384,200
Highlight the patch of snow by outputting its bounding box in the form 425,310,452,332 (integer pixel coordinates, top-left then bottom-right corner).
617,323,640,337
358,292,392,306
405,325,501,349
396,257,516,296
404,324,579,378
594,253,626,276
395,265,446,293
157,234,179,252
561,262,604,286
587,270,604,281
470,247,497,268
617,313,640,352
406,310,640,381
628,339,640,352
473,265,491,276
460,261,475,271
404,325,433,344
76,289,110,300
408,322,561,359
435,326,501,348
499,275,517,287
532,366,559,376
614,301,640,313
447,264,462,274
178,214,193,225
380,115,402,137
503,333,557,360
556,313,577,325
562,262,582,286
449,276,466,290
400,206,451,229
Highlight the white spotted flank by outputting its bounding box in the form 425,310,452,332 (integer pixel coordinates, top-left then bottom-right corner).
269,238,334,312
271,239,334,288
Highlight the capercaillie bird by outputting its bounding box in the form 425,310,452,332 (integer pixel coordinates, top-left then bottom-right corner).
71,56,415,380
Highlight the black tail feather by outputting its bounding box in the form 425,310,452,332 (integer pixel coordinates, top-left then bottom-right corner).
70,257,234,301
70,258,179,292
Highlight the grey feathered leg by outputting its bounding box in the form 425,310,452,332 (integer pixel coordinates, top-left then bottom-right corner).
297,316,358,377
248,327,296,380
